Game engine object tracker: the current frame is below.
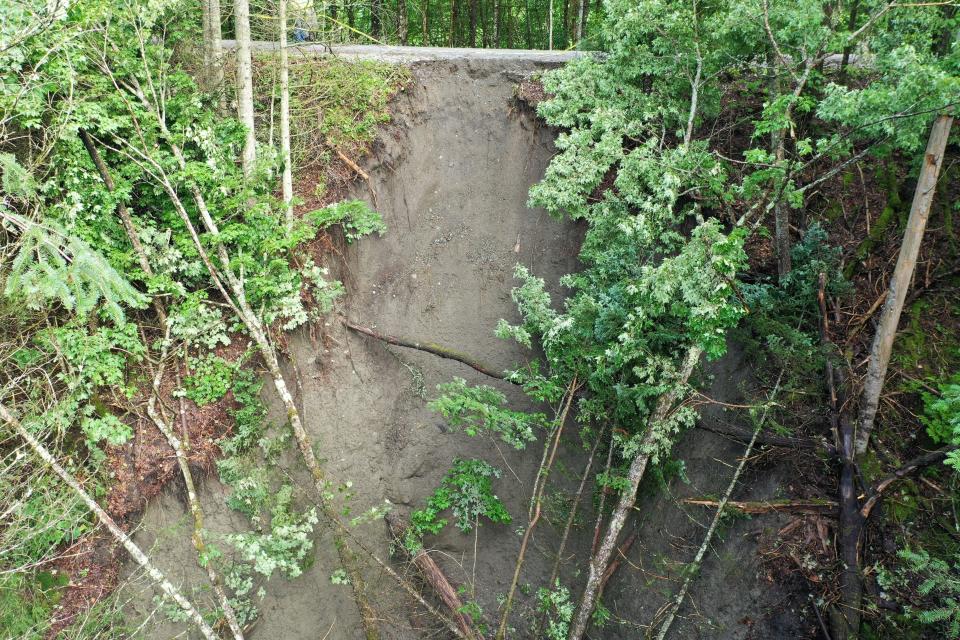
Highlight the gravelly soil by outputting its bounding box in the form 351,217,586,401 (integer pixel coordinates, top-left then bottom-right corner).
121,55,810,640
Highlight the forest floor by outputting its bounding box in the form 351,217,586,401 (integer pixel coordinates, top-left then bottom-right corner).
113,55,821,639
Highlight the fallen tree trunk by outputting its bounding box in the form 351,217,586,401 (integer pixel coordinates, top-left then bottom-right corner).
682,498,837,515
696,421,822,450
856,115,954,455
0,403,218,640
819,272,863,640
345,319,506,380
567,347,701,640
384,513,479,640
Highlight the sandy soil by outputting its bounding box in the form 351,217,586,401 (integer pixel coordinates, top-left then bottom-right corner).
121,57,810,640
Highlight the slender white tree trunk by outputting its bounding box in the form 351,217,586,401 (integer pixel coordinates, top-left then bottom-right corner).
0,403,218,640
208,0,225,93
234,0,256,175
855,114,954,455
567,348,701,640
548,0,554,50
279,0,293,230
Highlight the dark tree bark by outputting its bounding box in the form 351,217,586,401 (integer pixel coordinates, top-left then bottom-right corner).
421,0,428,44
468,0,478,46
449,0,458,45
370,0,383,38
576,0,588,43
524,0,531,47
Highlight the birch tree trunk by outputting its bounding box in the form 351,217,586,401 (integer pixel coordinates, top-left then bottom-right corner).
0,403,218,640
575,0,586,43
567,347,702,640
855,114,954,455
548,0,554,50
279,0,293,231
234,0,256,175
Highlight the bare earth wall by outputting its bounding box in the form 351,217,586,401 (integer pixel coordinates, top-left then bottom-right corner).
123,54,808,640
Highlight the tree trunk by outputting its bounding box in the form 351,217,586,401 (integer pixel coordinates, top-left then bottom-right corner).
421,0,428,44
767,49,791,279
855,114,954,455
208,0,224,98
567,348,701,640
234,0,256,175
468,0,478,47
492,0,499,46
398,0,409,44
279,0,293,230
524,0,531,48
370,0,383,38
561,0,569,48
0,403,218,640
839,0,860,80
79,130,152,279
449,0,458,45
548,0,553,49
575,0,587,43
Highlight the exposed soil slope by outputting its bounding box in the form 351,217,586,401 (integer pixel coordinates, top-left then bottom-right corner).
122,55,809,640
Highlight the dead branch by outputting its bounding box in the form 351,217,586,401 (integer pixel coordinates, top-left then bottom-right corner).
861,445,957,518
600,530,638,595
696,421,822,450
496,378,577,639
540,427,603,633
336,148,370,180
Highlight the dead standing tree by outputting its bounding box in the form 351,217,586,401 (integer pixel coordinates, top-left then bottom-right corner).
855,114,954,455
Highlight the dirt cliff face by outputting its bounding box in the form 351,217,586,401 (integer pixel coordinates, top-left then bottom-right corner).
122,57,804,640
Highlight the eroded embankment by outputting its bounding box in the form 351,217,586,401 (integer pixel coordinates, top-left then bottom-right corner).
123,56,805,640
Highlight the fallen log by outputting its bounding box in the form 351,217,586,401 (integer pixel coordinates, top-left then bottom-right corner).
682,498,838,515
384,513,479,640
344,319,507,380
696,421,823,450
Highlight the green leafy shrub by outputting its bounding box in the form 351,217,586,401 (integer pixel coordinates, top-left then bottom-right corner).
429,378,544,449
405,459,511,551
880,547,960,638
182,355,235,405
921,374,960,471
227,485,318,579
306,200,387,242
537,580,575,640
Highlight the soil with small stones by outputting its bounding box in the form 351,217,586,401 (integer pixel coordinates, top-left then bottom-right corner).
119,57,808,640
